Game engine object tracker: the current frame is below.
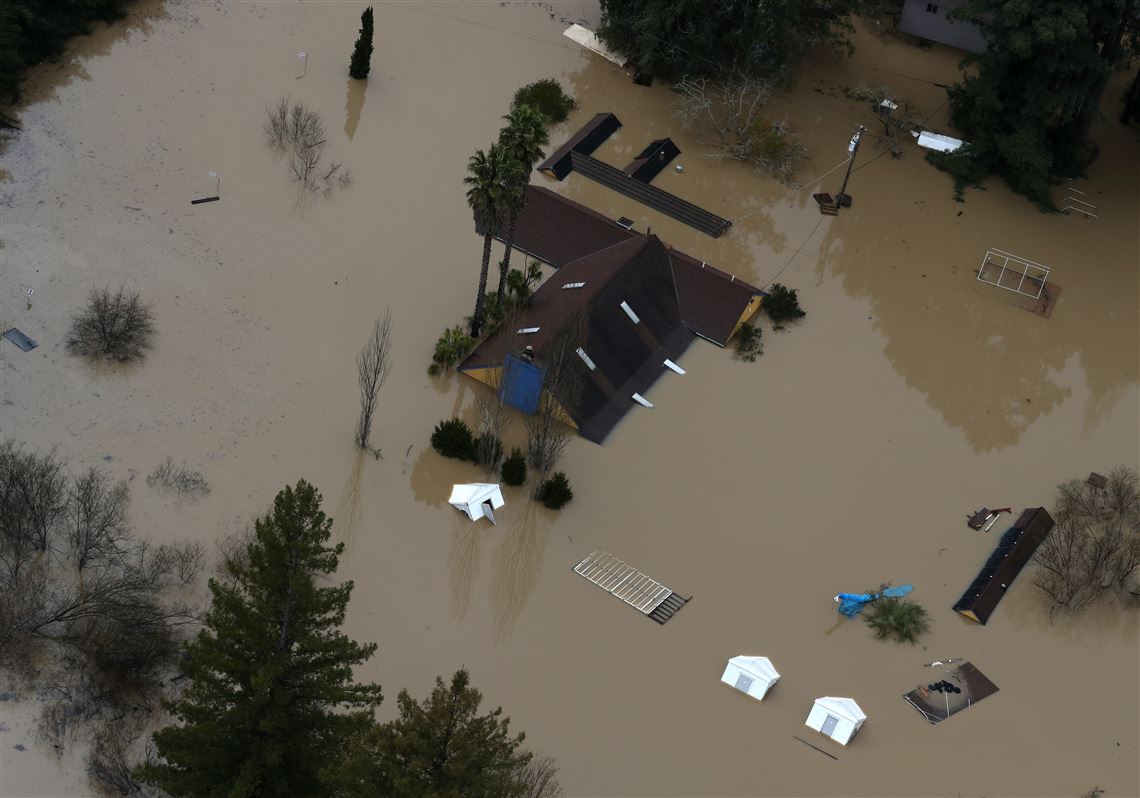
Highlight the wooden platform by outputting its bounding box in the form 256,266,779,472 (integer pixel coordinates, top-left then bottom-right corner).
573,549,690,624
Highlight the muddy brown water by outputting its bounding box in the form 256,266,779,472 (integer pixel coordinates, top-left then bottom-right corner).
1,3,1137,797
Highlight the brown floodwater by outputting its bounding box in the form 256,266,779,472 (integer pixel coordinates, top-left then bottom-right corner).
1,3,1137,797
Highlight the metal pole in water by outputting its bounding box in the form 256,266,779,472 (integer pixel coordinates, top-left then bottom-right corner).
296,51,308,79
835,125,866,210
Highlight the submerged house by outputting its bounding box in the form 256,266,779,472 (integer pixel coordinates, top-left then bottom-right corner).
458,186,763,443
898,0,987,53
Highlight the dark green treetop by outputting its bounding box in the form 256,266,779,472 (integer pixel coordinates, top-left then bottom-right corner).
137,480,382,797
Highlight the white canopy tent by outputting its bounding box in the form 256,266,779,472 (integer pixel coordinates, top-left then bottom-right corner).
562,24,627,67
805,697,866,745
720,656,780,701
448,483,505,525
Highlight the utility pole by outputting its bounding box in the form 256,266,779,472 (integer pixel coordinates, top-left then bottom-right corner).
835,125,866,210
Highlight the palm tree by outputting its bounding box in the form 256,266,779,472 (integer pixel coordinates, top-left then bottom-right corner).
495,105,549,300
465,144,524,337
863,597,930,644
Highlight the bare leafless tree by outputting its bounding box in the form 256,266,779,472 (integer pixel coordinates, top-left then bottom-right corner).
1,440,69,578
87,717,147,795
1034,466,1140,617
512,754,563,798
1,443,202,673
525,315,584,495
264,97,352,193
67,468,130,572
674,75,807,184
147,457,210,497
66,286,156,363
214,525,255,584
355,310,393,455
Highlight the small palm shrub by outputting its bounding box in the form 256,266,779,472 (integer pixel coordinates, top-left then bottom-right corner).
501,448,526,486
537,472,573,510
863,597,930,644
433,326,473,370
430,418,476,461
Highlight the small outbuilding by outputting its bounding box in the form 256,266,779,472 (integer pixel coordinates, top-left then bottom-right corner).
448,483,505,525
720,656,780,702
805,697,866,746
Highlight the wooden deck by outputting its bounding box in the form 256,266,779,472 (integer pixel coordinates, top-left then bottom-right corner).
573,549,690,624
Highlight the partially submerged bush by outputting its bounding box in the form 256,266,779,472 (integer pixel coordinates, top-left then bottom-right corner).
512,79,576,124
501,448,527,486
473,432,503,469
537,472,573,510
744,117,808,184
433,326,474,370
763,283,806,326
431,418,476,461
147,457,210,497
733,323,763,362
66,286,155,363
264,97,352,191
863,597,930,643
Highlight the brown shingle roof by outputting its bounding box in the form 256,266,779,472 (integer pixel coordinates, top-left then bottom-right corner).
670,249,762,345
461,236,694,443
495,185,634,268
468,186,764,441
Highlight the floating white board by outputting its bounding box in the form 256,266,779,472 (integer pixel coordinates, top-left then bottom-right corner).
913,130,964,153
563,24,626,67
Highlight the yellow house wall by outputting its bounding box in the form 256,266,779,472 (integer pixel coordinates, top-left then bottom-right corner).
728,294,764,342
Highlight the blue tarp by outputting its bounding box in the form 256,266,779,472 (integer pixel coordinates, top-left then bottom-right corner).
500,353,545,414
835,585,913,617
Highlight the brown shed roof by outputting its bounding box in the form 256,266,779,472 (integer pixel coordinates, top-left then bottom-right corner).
952,507,1055,624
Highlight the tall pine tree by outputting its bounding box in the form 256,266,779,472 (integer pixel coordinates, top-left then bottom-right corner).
349,6,374,80
137,480,382,797
332,668,542,798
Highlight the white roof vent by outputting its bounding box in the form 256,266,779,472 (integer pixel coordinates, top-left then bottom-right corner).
516,327,541,334
562,281,586,289
620,301,640,324
663,359,685,374
632,393,653,408
576,347,596,370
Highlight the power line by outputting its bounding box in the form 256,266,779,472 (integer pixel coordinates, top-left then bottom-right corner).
761,216,825,290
